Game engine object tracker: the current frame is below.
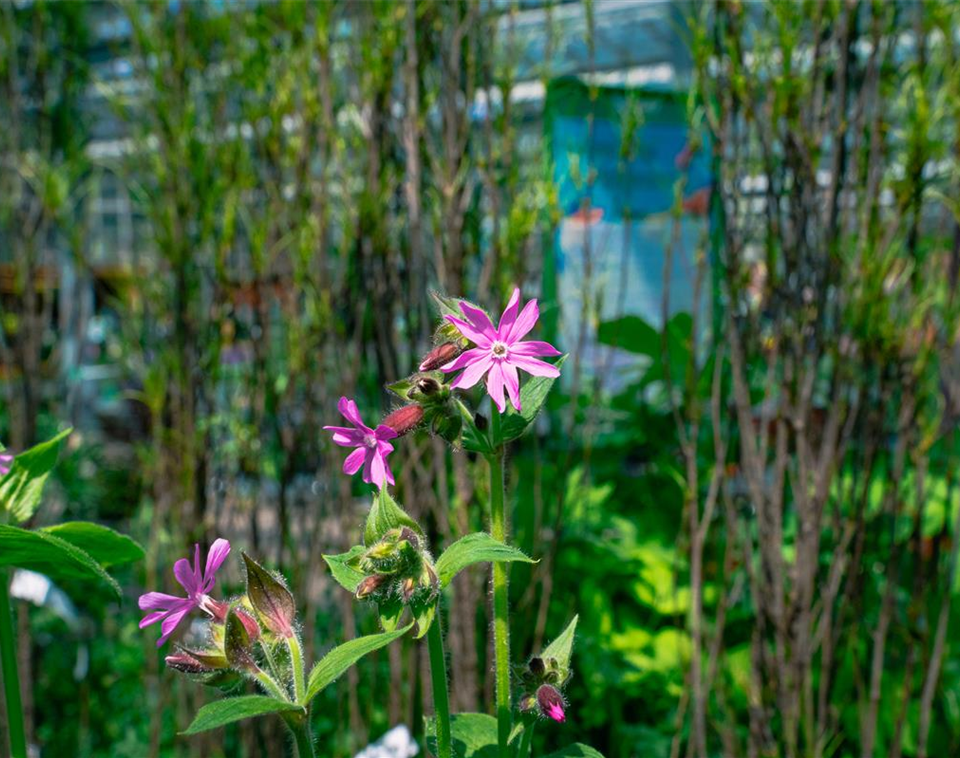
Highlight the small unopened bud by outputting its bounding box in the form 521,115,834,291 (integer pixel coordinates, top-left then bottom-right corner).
419,342,462,371
165,650,211,674
519,694,538,713
383,405,424,436
398,527,420,550
413,376,442,397
528,657,545,678
356,574,390,599
242,553,296,638
536,684,566,723
224,611,257,671
401,576,417,602
235,607,261,641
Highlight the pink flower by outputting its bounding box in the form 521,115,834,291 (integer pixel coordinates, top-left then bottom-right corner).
537,684,567,723
139,538,231,647
323,397,397,490
0,451,13,477
441,288,561,413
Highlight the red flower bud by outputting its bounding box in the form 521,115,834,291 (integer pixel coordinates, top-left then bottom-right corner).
419,342,462,371
242,552,296,638
356,573,390,599
383,405,425,436
235,607,261,641
537,684,566,723
165,649,211,674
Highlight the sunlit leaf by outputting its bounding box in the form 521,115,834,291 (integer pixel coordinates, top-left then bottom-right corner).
182,695,303,735
0,428,71,522
41,522,144,568
501,355,567,442
435,533,535,588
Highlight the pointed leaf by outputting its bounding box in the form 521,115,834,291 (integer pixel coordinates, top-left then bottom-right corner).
542,615,578,682
0,428,71,522
458,401,492,454
410,598,436,639
322,546,366,593
224,610,256,670
500,355,566,442
182,695,303,735
0,523,120,598
364,488,423,546
304,624,412,704
435,533,535,588
41,522,144,568
242,553,295,638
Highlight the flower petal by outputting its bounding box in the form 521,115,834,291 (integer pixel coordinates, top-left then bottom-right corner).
497,288,521,339
502,362,521,412
368,449,387,489
458,301,498,340
508,354,561,378
139,609,171,629
449,353,493,389
323,426,364,447
157,601,194,647
505,299,540,343
174,553,201,596
486,363,507,413
444,315,493,348
384,458,396,487
203,538,231,585
374,424,398,441
510,340,562,358
337,397,368,431
139,591,184,612
441,346,491,372
343,447,366,475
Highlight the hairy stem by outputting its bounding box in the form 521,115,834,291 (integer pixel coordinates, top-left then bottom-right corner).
287,634,307,703
487,410,512,758
289,716,316,758
253,666,291,702
0,569,27,758
427,611,453,758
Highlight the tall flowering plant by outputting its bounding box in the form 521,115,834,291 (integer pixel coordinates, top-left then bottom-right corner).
0,431,144,758
321,289,599,758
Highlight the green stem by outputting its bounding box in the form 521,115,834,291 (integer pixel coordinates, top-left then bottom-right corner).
0,569,27,758
287,634,307,704
252,666,290,702
517,720,535,758
289,716,317,758
426,612,453,758
488,410,512,758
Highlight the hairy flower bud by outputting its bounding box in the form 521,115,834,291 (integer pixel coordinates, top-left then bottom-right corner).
235,607,261,641
400,576,417,602
383,405,425,436
419,342,462,372
536,684,566,723
528,657,546,678
165,649,211,675
356,574,390,599
242,552,296,638
224,610,257,671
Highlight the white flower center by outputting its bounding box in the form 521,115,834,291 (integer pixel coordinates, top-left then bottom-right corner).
491,341,508,359
363,434,378,449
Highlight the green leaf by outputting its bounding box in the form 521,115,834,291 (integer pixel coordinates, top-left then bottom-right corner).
0,428,71,522
500,355,567,442
435,533,536,588
410,597,436,639
182,695,303,735
0,524,120,598
377,595,405,632
40,522,144,568
458,401,492,454
242,552,295,637
364,488,424,546
542,615,578,682
425,713,523,758
597,315,659,356
322,546,366,593
542,745,606,758
304,624,412,704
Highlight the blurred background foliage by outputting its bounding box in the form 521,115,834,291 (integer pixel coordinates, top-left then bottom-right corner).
3,1,960,757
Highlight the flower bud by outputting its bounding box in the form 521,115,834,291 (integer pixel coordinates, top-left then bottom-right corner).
242,552,296,639
528,657,545,678
165,650,211,675
224,610,257,671
235,607,261,641
398,527,420,550
356,573,390,599
519,694,538,713
400,576,417,602
410,375,445,401
536,684,566,723
419,342,462,372
383,405,425,436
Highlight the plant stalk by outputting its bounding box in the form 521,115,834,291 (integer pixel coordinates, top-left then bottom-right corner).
0,568,27,758
426,612,453,758
517,720,536,758
289,716,317,758
287,634,307,703
488,410,512,758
